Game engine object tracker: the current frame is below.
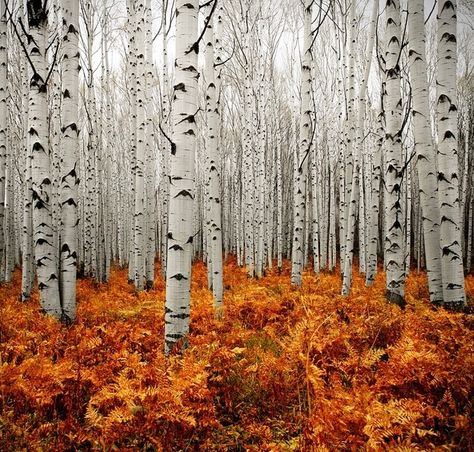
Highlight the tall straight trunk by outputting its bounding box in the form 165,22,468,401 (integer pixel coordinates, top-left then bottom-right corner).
436,0,465,308
144,0,155,289
204,2,223,313
383,0,406,305
311,143,320,273
342,0,377,294
161,0,170,278
4,150,13,282
408,0,444,303
291,0,312,287
328,159,336,271
243,35,255,276
126,0,137,282
276,121,283,271
27,0,61,317
133,1,146,290
366,106,383,286
256,58,266,278
164,0,199,355
59,0,80,321
0,2,6,281
102,6,112,282
341,0,356,288
21,2,34,300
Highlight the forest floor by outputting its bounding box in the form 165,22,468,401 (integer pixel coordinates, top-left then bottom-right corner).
0,259,473,451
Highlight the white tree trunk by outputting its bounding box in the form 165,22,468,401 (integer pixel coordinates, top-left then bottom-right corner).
164,0,199,355
59,0,80,321
145,0,155,289
291,0,312,287
0,2,6,281
383,0,406,305
204,2,223,313
436,0,465,308
408,0,444,304
133,1,146,290
27,1,61,317
342,0,377,295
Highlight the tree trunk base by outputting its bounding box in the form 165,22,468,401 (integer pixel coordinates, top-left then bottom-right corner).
385,290,406,309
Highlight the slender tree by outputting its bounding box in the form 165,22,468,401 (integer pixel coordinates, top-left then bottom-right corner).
204,0,223,313
437,0,466,308
164,0,199,355
26,0,61,317
59,0,80,321
291,0,312,287
0,1,6,281
383,0,406,305
407,0,443,304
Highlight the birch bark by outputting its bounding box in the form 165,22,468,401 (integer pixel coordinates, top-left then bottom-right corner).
436,0,465,308
27,0,61,317
59,0,80,321
291,0,312,287
164,0,199,354
383,0,406,305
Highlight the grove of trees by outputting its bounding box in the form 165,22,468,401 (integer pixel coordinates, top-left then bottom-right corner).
0,0,473,449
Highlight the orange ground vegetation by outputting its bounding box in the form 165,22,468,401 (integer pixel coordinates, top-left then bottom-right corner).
0,259,473,451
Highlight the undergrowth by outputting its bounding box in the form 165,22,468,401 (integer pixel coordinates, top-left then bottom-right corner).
0,258,473,451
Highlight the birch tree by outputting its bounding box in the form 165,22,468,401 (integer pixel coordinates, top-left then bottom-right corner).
59,0,80,321
203,0,223,313
407,0,443,304
437,0,466,308
383,0,406,305
0,1,6,281
291,0,312,287
27,0,61,317
164,0,199,355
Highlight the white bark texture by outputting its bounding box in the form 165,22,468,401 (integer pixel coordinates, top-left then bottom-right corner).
164,0,199,355
204,3,223,312
59,0,80,321
383,0,406,305
436,0,466,308
27,1,61,317
133,1,146,291
0,2,6,280
291,0,312,287
407,0,443,304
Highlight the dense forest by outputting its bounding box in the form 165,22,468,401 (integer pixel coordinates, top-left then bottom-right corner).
0,0,473,450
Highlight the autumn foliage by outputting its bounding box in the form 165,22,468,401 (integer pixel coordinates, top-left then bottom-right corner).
0,259,473,450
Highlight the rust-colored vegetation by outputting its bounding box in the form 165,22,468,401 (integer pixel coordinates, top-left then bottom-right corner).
1,260,473,450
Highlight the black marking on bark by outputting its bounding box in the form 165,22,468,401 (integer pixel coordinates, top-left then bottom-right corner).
171,273,188,281
441,1,455,13
175,189,193,199
443,130,455,140
171,313,189,319
169,244,184,251
174,82,186,92
441,32,456,43
62,197,77,207
32,142,45,152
